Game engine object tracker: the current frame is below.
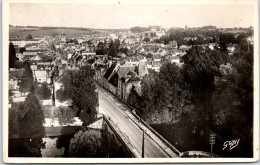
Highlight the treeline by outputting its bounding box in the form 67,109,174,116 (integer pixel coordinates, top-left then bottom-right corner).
155,28,252,47
130,26,150,33
128,36,253,156
10,25,92,31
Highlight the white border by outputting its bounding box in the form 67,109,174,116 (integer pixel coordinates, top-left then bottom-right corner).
2,0,259,163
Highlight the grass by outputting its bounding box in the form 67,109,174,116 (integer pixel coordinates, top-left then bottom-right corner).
9,27,93,39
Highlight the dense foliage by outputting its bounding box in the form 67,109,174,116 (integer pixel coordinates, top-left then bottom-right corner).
19,61,35,94
9,92,45,138
68,129,129,157
56,65,98,125
128,33,253,156
36,82,52,99
130,26,150,33
96,39,128,57
9,43,17,69
155,27,252,47
69,130,104,157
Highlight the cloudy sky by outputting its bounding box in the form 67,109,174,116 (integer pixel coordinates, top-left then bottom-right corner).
9,3,254,29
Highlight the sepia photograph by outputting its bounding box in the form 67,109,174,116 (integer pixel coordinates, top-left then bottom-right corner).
2,0,259,163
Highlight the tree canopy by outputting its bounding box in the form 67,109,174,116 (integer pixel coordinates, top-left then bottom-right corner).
69,130,103,157
9,42,16,69
19,61,35,94
56,65,98,125
36,82,52,99
9,92,45,138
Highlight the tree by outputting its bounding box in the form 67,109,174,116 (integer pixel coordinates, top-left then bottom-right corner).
96,42,106,55
69,130,104,157
19,47,26,54
9,92,45,138
57,65,98,125
180,46,228,126
19,93,45,137
9,42,16,69
130,26,150,33
143,37,150,42
211,40,253,156
158,63,192,120
140,70,159,116
127,86,142,110
36,82,52,99
56,88,71,102
9,137,44,157
19,61,35,94
108,40,117,57
9,103,20,137
26,34,33,39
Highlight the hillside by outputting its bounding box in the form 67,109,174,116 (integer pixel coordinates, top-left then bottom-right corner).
9,27,93,39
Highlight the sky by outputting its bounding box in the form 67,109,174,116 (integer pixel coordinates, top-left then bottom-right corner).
9,3,254,29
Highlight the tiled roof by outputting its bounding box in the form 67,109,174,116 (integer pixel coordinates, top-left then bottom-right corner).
117,66,135,78
153,54,161,59
104,63,116,79
108,72,118,87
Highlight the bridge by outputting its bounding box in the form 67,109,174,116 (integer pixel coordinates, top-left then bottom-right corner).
97,84,180,158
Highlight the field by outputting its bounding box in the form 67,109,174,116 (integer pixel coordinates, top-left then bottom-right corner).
9,27,93,39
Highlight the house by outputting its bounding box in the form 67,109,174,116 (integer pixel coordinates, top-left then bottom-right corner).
116,66,136,100
117,52,127,58
23,51,39,56
96,54,108,61
23,55,37,61
179,45,191,51
36,62,53,70
30,61,38,70
138,61,148,77
82,51,96,57
9,39,41,47
118,70,141,102
166,41,178,49
171,56,181,65
146,61,161,72
95,66,107,85
125,57,139,66
32,70,52,83
152,54,161,62
157,49,167,56
32,54,42,61
103,63,118,93
9,75,19,90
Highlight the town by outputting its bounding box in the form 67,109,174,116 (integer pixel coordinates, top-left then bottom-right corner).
8,25,254,158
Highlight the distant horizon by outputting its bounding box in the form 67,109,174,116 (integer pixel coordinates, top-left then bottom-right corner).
9,24,253,30
9,3,254,29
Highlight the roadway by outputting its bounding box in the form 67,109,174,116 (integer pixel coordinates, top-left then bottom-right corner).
98,86,173,158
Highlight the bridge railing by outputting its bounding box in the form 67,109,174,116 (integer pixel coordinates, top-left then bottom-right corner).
102,115,139,158
180,151,220,157
97,82,180,157
128,106,181,157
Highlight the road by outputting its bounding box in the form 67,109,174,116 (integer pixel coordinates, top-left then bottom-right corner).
98,87,172,158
